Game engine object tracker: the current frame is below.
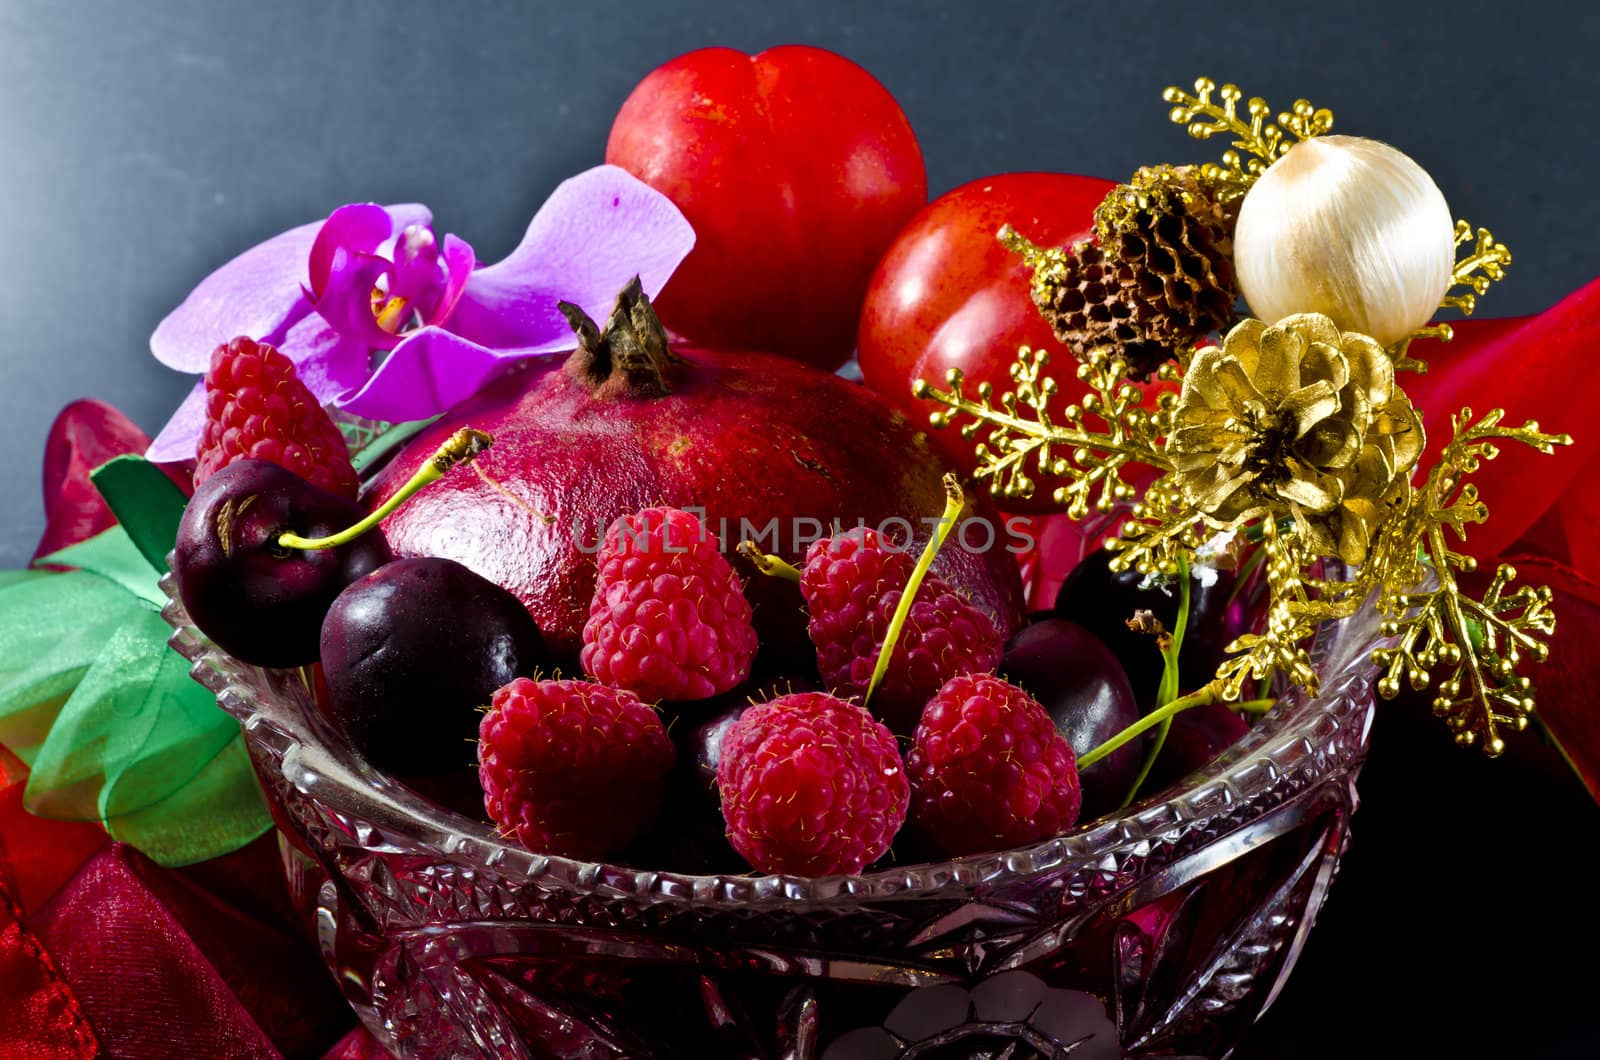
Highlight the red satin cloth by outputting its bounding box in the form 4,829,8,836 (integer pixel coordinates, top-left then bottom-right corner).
0,745,361,1059
31,400,191,566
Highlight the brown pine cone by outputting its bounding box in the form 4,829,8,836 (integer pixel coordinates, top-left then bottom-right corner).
1023,239,1171,378
1006,166,1237,380
1091,165,1239,360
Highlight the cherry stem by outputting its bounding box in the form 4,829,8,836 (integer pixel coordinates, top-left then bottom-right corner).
1122,717,1173,810
1081,685,1216,768
1123,554,1191,807
1155,554,1190,708
277,428,492,551
1080,683,1220,769
865,474,966,708
737,541,802,582
1080,685,1276,770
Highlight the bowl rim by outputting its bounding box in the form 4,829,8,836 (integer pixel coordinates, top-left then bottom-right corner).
162,572,1382,910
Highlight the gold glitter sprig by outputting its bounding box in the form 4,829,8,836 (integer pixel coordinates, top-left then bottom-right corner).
1211,519,1320,697
1386,325,1452,376
1388,223,1513,374
1372,408,1569,753
1161,77,1333,200
913,346,1176,515
1111,475,1209,579
917,75,1571,757
1442,221,1513,316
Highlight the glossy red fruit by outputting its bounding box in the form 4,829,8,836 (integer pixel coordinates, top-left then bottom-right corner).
367,285,1024,663
857,173,1116,507
320,558,546,776
998,618,1141,817
606,45,926,369
173,460,392,668
1054,549,1237,709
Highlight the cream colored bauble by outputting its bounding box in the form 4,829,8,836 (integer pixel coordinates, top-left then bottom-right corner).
1232,135,1455,347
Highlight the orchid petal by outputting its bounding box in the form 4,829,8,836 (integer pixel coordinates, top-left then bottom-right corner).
310,204,399,298
386,225,444,319
336,327,558,423
433,234,476,325
151,204,429,373
446,283,570,354
276,313,373,403
305,203,428,299
146,381,209,463
312,249,404,352
151,222,319,373
448,165,694,352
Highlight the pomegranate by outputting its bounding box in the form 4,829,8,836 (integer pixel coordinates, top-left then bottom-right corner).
366,282,1025,664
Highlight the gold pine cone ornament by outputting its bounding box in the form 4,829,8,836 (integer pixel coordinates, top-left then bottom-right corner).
1169,314,1423,565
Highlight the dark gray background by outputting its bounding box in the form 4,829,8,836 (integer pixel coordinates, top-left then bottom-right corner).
3,1,1597,1056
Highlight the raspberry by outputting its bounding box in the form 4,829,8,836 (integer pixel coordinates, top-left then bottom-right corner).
194,336,358,499
907,673,1082,856
580,507,758,702
801,528,1002,731
478,677,676,859
717,692,908,876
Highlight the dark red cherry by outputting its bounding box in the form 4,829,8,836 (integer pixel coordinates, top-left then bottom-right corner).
174,459,391,668
1053,549,1236,706
634,701,748,874
635,677,822,873
999,618,1142,817
318,557,546,776
674,677,817,791
681,698,754,793
1145,702,1250,792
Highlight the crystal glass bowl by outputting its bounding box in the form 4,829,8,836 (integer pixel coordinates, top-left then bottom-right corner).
162,576,1383,1060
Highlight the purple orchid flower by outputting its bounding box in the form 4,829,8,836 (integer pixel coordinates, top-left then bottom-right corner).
148,165,694,462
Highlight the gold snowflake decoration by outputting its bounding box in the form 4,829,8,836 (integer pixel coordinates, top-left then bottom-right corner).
914,77,1571,756
1161,76,1333,200
1442,222,1513,317
912,347,1176,515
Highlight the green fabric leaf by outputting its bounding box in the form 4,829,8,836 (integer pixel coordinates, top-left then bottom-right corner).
0,570,51,590
35,526,165,607
24,608,240,828
100,732,272,867
3,514,271,864
0,572,146,764
90,455,189,571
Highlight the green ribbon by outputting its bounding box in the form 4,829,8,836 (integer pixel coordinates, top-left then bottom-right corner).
0,456,272,866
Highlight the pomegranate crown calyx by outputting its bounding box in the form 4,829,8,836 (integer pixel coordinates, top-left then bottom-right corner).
559,276,680,399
